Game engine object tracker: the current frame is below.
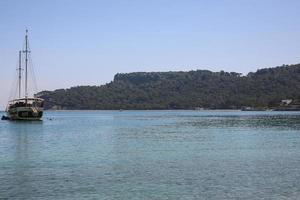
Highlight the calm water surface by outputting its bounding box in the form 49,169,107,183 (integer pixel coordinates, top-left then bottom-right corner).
0,110,300,199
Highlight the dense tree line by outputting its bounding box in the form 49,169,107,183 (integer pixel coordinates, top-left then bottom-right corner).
38,64,300,110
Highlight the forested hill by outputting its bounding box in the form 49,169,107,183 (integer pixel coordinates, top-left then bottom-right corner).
39,64,300,110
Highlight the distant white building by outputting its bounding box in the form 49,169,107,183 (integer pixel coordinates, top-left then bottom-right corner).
281,99,293,106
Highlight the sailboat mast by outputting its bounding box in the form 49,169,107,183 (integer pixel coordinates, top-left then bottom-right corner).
18,50,22,99
24,29,29,99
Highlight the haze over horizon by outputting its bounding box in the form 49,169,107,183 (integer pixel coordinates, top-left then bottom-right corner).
1,0,300,109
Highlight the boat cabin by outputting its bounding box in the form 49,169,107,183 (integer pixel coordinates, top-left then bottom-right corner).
8,98,44,109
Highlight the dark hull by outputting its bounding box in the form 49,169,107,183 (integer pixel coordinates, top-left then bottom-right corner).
8,106,43,121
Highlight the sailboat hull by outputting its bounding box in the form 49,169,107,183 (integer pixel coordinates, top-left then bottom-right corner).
8,106,43,121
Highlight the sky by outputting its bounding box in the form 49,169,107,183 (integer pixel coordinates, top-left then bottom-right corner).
1,0,300,109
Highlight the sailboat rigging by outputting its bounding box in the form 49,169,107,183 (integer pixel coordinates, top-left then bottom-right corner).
3,30,44,121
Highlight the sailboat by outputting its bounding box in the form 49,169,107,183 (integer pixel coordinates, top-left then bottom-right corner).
4,30,44,121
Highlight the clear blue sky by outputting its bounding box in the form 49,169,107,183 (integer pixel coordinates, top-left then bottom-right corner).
1,0,300,109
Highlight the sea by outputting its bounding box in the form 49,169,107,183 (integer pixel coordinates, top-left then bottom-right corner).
0,110,300,199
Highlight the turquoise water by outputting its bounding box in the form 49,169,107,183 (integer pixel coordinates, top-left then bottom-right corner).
1,110,300,199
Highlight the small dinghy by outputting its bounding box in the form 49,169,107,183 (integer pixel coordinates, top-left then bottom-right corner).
1,115,10,120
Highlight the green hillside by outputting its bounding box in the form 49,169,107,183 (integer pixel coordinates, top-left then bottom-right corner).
38,64,300,110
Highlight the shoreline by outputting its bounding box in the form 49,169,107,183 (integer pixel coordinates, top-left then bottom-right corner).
43,109,300,112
